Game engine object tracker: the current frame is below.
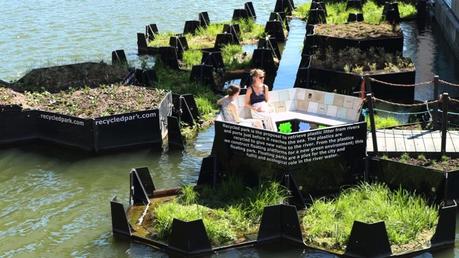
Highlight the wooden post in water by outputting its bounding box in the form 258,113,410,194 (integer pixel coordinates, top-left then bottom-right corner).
441,93,449,156
366,93,378,155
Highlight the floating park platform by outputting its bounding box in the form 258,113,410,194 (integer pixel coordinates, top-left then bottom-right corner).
110,86,458,257
0,85,173,152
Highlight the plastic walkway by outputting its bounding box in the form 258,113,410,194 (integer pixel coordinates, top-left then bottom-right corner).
367,130,459,153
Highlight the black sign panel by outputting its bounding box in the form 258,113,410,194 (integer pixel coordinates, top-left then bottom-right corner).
212,120,367,194
214,121,366,168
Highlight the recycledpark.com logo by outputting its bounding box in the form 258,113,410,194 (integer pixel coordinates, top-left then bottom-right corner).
95,112,157,125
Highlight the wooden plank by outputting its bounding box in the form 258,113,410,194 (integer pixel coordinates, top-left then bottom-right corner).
446,132,456,152
385,130,396,152
421,131,436,152
431,131,443,151
412,130,426,152
404,130,416,152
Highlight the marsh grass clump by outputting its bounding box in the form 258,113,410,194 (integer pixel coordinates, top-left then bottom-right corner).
182,49,203,68
151,179,289,246
154,60,218,139
302,182,438,253
221,44,251,70
148,20,264,50
312,47,414,75
293,0,415,23
147,32,176,48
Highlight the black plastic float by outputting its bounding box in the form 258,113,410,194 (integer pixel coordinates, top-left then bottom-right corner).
233,9,250,20
190,64,216,88
183,20,201,35
265,20,286,42
346,0,363,11
223,24,241,44
0,93,173,152
214,33,234,49
201,49,225,69
274,0,294,15
347,13,364,22
245,2,257,19
307,9,327,25
111,50,128,66
258,36,281,60
199,12,210,27
145,24,159,41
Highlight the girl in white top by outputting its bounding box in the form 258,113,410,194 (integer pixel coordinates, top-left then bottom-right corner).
217,84,262,128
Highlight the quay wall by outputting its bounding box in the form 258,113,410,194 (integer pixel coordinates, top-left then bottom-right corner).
435,0,459,60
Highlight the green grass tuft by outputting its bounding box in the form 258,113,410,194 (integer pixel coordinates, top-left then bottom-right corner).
302,182,438,251
366,114,401,129
152,179,289,246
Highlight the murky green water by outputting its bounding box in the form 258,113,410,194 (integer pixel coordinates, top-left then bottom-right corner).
1,0,459,257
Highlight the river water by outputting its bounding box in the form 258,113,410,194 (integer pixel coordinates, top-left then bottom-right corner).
1,0,459,257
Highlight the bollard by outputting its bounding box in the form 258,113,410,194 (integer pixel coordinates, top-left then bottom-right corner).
366,93,378,155
441,93,449,156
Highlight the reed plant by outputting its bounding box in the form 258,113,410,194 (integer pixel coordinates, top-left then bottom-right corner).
152,179,289,246
302,182,438,252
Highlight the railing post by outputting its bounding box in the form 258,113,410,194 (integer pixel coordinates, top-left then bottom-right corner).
365,76,372,94
433,75,440,100
366,93,378,155
441,93,449,157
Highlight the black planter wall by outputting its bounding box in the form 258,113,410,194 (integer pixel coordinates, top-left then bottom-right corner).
0,93,172,151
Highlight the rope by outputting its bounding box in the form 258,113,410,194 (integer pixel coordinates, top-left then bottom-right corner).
448,111,459,116
373,108,432,115
450,97,459,104
439,79,459,87
368,77,432,87
373,97,439,107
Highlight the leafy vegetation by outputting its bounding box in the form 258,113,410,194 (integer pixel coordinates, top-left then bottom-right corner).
366,114,401,129
0,85,167,118
221,44,251,70
312,47,414,75
302,182,438,253
151,179,289,246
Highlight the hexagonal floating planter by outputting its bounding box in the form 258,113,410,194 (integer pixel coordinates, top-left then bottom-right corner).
0,85,172,152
